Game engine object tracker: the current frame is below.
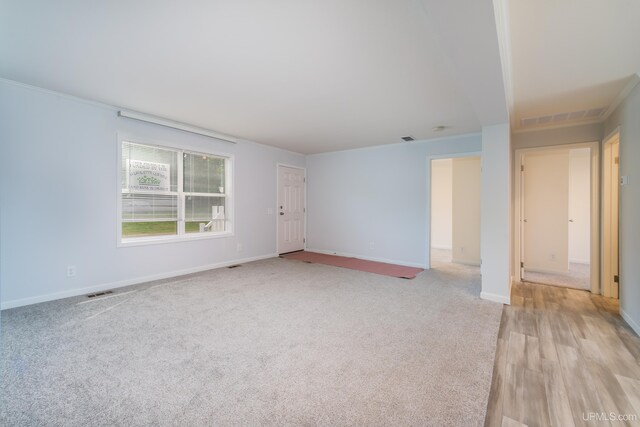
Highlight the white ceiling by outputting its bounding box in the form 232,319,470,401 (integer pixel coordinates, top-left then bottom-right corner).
0,0,507,154
506,0,640,132
3,1,639,151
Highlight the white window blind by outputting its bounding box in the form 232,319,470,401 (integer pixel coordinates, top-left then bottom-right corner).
120,140,232,241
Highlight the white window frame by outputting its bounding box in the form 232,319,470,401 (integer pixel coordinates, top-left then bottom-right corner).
117,136,234,247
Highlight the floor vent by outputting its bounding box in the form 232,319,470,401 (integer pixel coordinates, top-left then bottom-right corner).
87,290,113,298
227,265,241,269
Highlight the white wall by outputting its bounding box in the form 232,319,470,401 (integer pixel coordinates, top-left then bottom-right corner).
306,134,482,268
568,148,591,264
430,159,452,250
452,156,481,265
604,78,640,335
0,80,305,308
481,124,511,304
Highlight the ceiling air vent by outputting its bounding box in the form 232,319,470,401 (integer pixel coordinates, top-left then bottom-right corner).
401,136,414,142
520,106,607,128
586,107,606,118
552,113,568,122
568,110,586,120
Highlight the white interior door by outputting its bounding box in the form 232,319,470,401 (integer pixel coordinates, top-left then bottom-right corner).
568,148,591,264
523,150,570,274
278,165,305,254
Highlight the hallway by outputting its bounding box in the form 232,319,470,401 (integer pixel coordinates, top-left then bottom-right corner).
485,282,640,426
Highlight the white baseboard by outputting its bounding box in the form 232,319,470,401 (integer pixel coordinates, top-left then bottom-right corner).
569,259,590,265
621,309,640,336
1,253,277,310
305,248,425,269
452,258,481,267
524,267,568,275
480,291,510,305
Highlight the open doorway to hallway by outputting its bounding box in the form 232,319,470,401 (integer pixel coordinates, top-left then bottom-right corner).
516,144,597,291
429,155,481,268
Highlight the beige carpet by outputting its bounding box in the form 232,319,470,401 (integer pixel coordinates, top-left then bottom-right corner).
1,257,502,426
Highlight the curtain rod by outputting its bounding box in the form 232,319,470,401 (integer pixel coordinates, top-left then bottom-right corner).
118,110,238,144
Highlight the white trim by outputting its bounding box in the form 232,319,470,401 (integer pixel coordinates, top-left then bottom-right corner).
524,267,573,275
492,0,514,126
426,151,482,269
570,259,591,265
513,141,600,295
276,164,307,254
601,129,621,298
480,291,510,305
0,254,277,310
305,248,425,269
119,231,234,248
451,259,481,267
118,110,238,144
602,73,640,121
621,309,640,336
602,126,621,148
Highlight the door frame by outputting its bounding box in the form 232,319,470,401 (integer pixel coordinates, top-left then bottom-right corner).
276,163,307,254
426,151,481,269
513,141,600,293
602,127,621,298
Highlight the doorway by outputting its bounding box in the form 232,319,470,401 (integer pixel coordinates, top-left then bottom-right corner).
515,143,599,291
602,131,620,298
277,165,306,254
429,155,481,268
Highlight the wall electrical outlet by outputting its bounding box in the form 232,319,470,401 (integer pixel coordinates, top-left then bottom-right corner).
236,243,243,252
550,254,556,261
369,241,375,249
67,265,76,277
266,208,274,215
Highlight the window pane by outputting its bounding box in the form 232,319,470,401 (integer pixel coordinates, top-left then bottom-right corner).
122,194,178,221
183,153,225,194
185,196,226,233
122,142,178,192
122,221,177,237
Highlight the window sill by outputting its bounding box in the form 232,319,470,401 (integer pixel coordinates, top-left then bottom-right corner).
118,230,234,248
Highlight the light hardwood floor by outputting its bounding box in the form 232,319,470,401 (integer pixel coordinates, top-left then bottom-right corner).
485,282,640,427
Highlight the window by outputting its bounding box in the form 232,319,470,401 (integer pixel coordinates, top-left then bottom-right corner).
120,140,232,243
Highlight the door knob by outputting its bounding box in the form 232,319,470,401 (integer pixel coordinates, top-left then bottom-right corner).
569,219,574,222
279,212,284,216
